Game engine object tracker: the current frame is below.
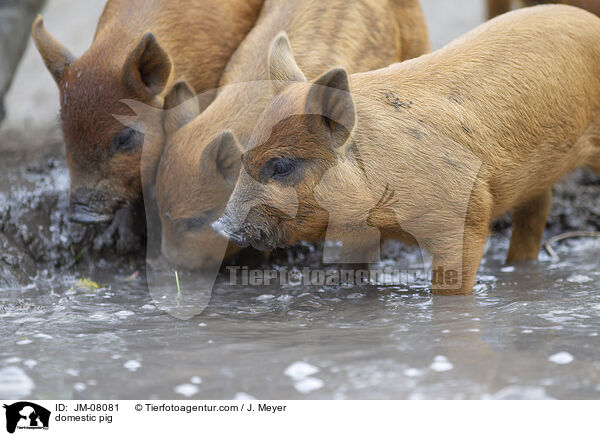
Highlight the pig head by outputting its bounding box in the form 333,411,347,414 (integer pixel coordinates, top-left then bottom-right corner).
32,16,172,224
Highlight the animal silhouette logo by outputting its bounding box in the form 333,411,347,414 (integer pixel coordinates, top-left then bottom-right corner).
3,402,50,434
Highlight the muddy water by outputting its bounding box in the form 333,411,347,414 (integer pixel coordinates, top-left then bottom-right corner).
1,236,599,400
1,152,599,400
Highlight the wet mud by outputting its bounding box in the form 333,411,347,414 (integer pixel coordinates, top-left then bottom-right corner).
0,129,144,288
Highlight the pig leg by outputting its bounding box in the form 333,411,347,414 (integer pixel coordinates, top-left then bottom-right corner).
426,183,493,295
585,119,600,176
486,0,512,19
431,233,487,295
506,188,552,263
392,0,431,61
428,217,489,296
586,145,600,177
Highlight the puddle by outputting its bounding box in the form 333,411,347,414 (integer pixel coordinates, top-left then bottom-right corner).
1,147,600,400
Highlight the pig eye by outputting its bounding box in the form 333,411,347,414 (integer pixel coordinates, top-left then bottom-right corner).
269,158,296,180
112,128,141,153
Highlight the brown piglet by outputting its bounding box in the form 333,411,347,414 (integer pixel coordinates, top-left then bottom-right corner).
215,5,600,294
155,0,430,270
31,0,263,226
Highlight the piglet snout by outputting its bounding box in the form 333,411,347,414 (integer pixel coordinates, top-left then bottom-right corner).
212,215,249,247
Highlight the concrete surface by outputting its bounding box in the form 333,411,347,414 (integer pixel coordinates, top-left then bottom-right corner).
0,0,105,132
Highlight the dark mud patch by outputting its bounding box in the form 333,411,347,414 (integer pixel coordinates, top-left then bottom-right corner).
0,127,144,288
491,169,600,237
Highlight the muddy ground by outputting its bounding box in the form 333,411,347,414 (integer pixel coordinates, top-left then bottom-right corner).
0,129,144,288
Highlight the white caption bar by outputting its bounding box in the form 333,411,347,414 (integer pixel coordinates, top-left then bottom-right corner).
0,400,596,435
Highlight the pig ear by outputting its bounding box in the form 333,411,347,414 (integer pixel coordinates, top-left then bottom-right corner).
163,81,200,136
305,67,356,148
269,32,306,95
123,32,172,98
201,131,242,188
31,15,75,84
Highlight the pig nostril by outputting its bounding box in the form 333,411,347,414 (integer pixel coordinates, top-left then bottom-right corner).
69,188,116,224
211,216,249,247
69,202,114,224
